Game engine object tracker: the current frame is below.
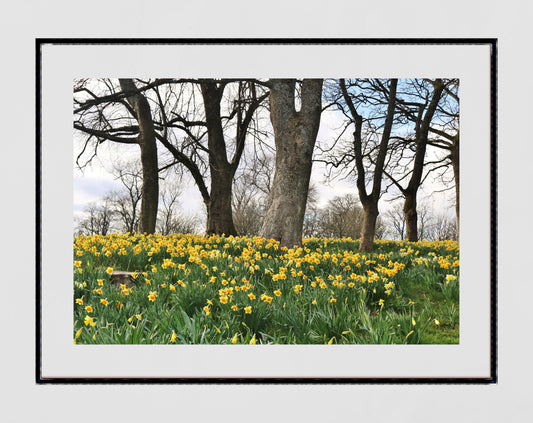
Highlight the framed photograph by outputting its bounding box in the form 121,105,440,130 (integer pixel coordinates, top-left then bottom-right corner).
37,39,496,382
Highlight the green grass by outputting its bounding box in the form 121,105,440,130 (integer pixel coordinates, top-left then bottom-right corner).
73,233,459,344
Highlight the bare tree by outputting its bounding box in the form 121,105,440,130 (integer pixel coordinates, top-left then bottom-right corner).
384,202,406,240
118,79,159,233
384,79,447,242
156,173,182,235
231,171,263,236
426,79,459,235
316,193,364,239
429,213,457,241
107,161,143,233
417,201,433,240
76,195,115,236
260,79,323,247
154,79,269,235
74,78,268,237
383,199,457,241
339,78,399,251
74,78,161,233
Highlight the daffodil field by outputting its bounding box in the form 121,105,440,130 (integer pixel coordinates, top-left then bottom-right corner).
73,233,459,344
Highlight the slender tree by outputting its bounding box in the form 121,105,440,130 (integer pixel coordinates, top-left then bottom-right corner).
117,79,159,233
109,160,143,234
385,79,446,241
74,78,162,234
425,79,459,236
76,196,115,236
340,78,398,251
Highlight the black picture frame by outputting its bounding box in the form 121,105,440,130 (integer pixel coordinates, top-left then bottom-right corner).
36,38,497,384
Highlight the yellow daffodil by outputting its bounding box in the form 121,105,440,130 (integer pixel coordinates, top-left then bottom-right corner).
84,315,96,327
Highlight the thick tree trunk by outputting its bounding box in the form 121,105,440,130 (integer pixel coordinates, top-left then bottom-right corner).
359,202,379,251
206,168,237,236
404,190,418,242
260,146,314,247
260,79,323,248
119,79,159,234
200,81,238,236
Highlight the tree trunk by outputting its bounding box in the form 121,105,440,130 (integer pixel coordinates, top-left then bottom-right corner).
200,80,238,236
402,79,445,242
340,78,398,252
451,136,460,239
260,145,314,247
359,202,379,251
404,190,418,242
119,79,159,234
206,168,237,236
260,79,323,248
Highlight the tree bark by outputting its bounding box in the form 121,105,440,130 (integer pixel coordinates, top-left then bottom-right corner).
451,134,460,239
359,203,379,251
206,167,237,235
200,81,238,236
340,78,398,252
119,79,159,234
260,79,323,248
404,190,418,242
403,79,445,242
